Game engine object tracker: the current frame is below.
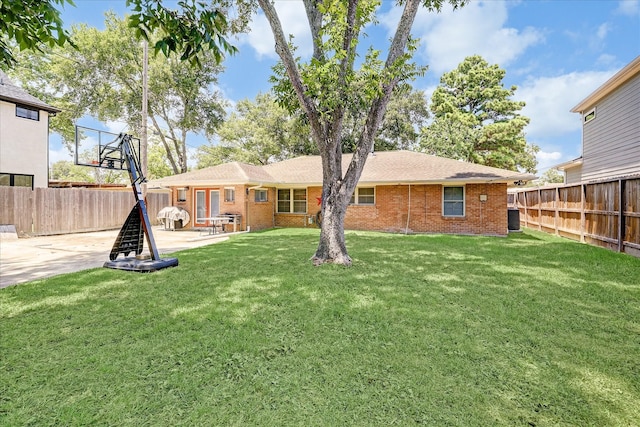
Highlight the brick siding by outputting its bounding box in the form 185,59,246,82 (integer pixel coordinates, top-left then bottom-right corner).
170,183,508,236
343,183,508,236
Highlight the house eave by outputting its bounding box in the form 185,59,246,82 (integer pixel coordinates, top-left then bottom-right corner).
570,55,640,113
553,157,584,171
0,95,61,114
149,180,263,188
152,176,536,189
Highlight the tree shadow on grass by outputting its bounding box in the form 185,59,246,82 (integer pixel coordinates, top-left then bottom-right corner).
1,228,639,425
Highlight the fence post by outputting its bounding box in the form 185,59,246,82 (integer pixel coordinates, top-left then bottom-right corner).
580,184,586,243
537,188,542,231
523,191,528,227
618,179,625,253
553,187,560,236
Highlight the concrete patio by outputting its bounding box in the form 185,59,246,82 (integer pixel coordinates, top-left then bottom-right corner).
0,228,233,288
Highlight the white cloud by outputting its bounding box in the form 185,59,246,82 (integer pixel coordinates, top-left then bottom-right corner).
382,1,544,74
535,150,563,172
616,0,639,16
596,22,610,40
537,151,562,161
105,120,128,135
596,54,617,67
519,70,616,139
49,145,73,165
241,3,312,60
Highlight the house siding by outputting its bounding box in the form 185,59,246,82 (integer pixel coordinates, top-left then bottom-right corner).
565,165,583,184
173,185,275,232
246,187,276,231
0,100,50,188
274,186,321,229
580,72,640,182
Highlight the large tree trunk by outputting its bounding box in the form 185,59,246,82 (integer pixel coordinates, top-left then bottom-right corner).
313,143,353,265
258,0,428,265
313,182,351,265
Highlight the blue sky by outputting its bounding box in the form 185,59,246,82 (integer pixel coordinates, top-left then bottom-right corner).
52,0,640,173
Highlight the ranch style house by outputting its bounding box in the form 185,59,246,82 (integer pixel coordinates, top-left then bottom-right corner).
151,150,535,236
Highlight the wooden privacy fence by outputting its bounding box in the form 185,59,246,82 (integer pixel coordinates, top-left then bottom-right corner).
510,177,640,257
0,187,169,236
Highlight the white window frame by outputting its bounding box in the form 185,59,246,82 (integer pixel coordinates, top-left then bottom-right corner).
254,189,268,202
349,187,375,205
277,188,307,213
443,185,465,217
583,107,596,124
224,187,235,202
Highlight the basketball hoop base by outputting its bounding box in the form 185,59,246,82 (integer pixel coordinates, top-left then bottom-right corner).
104,257,178,272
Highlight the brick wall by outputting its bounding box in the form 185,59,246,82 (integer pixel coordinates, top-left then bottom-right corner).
170,183,508,236
169,184,247,231
344,183,508,236
246,187,275,231
274,186,322,229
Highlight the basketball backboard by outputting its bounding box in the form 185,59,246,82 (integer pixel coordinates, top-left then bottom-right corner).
74,126,140,170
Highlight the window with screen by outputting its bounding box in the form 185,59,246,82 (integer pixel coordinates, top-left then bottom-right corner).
255,189,267,202
277,189,307,213
443,186,465,217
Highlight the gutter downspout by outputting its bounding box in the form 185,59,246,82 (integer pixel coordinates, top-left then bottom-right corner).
405,184,411,234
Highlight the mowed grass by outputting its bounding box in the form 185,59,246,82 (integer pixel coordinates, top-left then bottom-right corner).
1,229,639,426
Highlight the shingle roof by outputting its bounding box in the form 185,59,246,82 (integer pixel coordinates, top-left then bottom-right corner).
151,150,536,188
0,70,61,113
152,161,274,186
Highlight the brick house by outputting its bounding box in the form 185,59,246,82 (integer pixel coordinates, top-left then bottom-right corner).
151,150,535,236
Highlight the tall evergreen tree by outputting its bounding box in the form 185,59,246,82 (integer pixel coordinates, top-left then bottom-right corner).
420,55,538,173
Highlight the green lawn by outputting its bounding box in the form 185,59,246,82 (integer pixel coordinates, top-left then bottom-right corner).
1,229,639,426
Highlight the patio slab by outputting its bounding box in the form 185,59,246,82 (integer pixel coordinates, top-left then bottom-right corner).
0,228,232,288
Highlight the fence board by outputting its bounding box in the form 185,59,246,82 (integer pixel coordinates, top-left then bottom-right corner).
0,187,169,236
0,186,33,234
511,176,640,258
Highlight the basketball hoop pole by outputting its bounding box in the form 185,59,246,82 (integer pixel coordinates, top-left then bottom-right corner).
141,39,149,198
74,127,177,271
121,134,160,261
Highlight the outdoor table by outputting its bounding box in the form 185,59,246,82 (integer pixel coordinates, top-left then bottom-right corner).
203,215,238,234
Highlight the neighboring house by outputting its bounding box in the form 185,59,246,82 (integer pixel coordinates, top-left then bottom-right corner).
556,56,640,184
151,150,534,236
0,70,60,189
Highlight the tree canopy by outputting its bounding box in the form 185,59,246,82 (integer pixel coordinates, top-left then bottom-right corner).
196,85,429,168
0,0,242,68
537,168,564,185
10,13,228,174
0,0,73,68
420,55,538,173
50,160,128,184
196,92,317,168
360,85,429,152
